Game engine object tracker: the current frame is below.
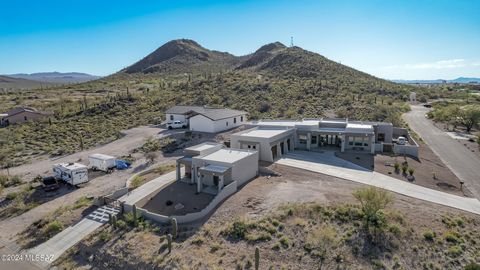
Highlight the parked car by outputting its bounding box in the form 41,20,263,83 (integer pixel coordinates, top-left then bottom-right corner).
42,176,60,191
166,120,187,129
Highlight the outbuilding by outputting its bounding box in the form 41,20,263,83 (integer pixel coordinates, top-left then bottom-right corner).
165,105,248,133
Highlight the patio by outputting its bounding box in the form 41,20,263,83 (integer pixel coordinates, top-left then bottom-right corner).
140,181,214,216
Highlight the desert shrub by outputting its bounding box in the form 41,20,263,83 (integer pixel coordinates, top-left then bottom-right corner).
130,175,146,190
73,196,93,209
279,236,290,248
6,192,17,200
43,220,64,236
408,168,415,176
99,230,113,242
447,245,462,257
401,165,408,174
224,218,251,240
393,163,400,172
464,263,480,270
353,187,393,238
444,231,462,243
423,230,436,241
388,224,402,237
305,225,338,267
191,236,205,245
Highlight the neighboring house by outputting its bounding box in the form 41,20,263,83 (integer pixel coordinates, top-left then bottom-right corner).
232,118,419,161
0,107,52,126
176,142,259,194
165,105,248,133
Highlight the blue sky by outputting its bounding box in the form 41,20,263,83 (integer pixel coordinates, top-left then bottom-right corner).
0,0,479,79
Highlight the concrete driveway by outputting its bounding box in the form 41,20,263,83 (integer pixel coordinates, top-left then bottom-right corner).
276,151,480,215
25,205,119,268
404,105,480,199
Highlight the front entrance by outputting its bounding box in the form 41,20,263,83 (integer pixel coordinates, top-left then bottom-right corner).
271,145,278,160
213,175,219,186
318,134,340,148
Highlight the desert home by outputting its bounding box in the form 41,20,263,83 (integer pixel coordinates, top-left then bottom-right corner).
176,142,259,194
0,106,52,126
231,118,419,161
165,105,247,133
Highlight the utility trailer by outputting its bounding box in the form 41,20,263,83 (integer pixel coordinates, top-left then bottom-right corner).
53,162,89,186
88,153,116,172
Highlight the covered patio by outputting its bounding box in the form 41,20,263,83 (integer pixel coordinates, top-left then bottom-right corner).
197,164,232,194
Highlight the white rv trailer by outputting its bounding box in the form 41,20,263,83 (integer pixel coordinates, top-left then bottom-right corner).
53,162,89,185
88,153,116,172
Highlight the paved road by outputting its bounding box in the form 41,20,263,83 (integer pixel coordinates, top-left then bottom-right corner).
25,205,119,268
276,151,480,215
404,105,480,199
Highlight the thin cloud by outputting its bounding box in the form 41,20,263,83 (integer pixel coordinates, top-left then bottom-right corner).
383,59,479,70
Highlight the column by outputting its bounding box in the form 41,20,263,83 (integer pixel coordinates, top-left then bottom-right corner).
370,135,375,154
277,143,281,157
218,175,224,193
176,161,181,181
306,132,311,150
341,135,346,152
191,166,196,183
197,173,202,193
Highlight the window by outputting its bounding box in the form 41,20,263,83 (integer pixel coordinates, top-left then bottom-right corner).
241,116,244,122
247,145,251,149
234,117,237,124
311,136,317,144
24,116,27,121
170,115,174,120
226,122,229,126
252,145,256,149
348,136,353,145
299,134,307,144
378,133,385,142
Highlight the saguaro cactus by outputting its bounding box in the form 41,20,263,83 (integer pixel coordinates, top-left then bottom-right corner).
132,204,138,227
171,218,178,239
167,234,172,254
255,247,260,270
108,213,113,225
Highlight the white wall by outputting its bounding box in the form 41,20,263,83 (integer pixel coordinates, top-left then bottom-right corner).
165,113,187,123
190,114,246,133
231,151,259,186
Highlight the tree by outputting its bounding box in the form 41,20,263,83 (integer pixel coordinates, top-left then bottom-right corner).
456,105,480,133
353,187,393,242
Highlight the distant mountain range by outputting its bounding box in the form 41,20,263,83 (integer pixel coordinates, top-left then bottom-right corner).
392,77,480,84
0,75,55,89
6,72,100,84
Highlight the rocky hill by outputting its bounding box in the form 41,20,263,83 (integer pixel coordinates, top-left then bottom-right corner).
123,39,240,74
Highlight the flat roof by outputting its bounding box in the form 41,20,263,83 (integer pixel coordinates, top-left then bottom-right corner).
238,129,291,138
199,148,255,164
89,153,115,160
185,142,222,152
54,162,87,170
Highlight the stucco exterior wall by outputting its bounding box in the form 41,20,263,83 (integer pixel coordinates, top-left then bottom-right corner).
231,151,259,186
165,113,187,123
374,124,393,143
190,114,246,133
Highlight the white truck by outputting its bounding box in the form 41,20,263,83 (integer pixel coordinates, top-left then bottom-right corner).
166,120,187,129
88,153,116,172
53,162,89,186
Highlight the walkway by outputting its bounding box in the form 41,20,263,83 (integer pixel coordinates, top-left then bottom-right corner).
404,105,480,199
276,151,480,215
25,205,119,268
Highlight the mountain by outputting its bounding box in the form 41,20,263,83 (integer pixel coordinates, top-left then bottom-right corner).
0,75,54,89
7,72,100,84
392,77,480,84
123,39,240,74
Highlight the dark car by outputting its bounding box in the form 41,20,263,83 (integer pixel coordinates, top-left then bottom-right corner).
42,176,60,191
423,103,432,108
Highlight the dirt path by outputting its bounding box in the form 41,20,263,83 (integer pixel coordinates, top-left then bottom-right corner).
8,125,165,180
0,125,178,242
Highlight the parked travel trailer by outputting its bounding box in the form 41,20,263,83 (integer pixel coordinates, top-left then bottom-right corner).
53,163,89,185
88,153,116,172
